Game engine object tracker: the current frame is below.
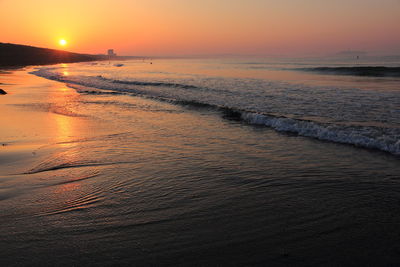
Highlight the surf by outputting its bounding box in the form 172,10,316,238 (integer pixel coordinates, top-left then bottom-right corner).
30,66,400,156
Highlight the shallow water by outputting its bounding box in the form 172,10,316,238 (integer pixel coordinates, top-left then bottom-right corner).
1,59,400,266
32,58,400,155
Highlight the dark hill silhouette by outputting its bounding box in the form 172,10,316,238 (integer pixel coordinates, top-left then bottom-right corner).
0,43,108,67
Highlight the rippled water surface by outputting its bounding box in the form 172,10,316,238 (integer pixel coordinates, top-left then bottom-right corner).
32,58,400,154
1,58,400,266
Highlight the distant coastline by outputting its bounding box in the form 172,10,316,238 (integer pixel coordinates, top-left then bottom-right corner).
0,43,138,68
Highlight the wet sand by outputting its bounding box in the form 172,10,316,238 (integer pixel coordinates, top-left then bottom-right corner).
0,70,84,175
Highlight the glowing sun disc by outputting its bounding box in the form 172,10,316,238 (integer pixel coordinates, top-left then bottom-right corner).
59,39,67,46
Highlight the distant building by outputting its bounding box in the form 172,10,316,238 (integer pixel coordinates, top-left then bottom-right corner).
107,49,117,57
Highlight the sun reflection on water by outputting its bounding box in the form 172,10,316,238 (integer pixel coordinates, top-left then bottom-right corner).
54,114,74,146
48,84,81,146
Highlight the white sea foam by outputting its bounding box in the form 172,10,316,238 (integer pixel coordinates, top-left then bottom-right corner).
240,112,400,155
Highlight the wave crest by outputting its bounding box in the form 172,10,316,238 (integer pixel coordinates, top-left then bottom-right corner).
299,66,400,77
241,112,399,155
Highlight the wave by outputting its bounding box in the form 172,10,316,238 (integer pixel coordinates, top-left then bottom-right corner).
31,69,202,90
98,75,201,89
30,68,400,156
240,112,399,155
299,66,400,77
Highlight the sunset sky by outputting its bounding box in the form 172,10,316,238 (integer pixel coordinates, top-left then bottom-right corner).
1,0,400,56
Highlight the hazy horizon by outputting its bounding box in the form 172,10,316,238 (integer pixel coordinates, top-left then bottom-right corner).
1,0,400,56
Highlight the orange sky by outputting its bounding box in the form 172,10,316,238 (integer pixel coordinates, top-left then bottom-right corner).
1,0,400,56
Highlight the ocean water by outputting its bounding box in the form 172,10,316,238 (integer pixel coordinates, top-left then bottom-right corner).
1,57,400,266
32,58,400,155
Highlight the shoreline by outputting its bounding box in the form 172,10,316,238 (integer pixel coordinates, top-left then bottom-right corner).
0,68,100,176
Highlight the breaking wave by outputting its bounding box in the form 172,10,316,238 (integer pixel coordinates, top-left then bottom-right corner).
240,112,399,155
299,66,400,77
30,68,400,155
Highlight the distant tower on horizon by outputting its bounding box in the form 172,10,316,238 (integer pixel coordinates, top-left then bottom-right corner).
107,49,117,57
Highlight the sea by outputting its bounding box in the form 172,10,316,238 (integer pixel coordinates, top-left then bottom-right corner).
1,56,400,266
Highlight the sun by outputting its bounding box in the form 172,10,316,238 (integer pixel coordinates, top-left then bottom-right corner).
59,39,67,46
